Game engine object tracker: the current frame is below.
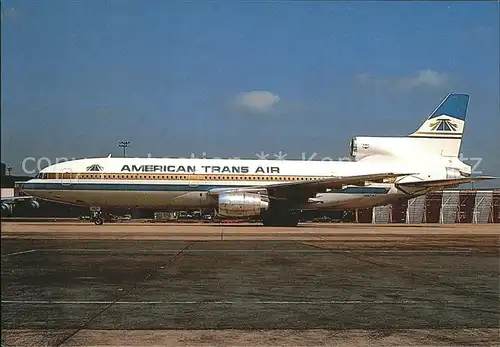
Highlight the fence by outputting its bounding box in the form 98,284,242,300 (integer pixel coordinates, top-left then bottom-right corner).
366,190,497,224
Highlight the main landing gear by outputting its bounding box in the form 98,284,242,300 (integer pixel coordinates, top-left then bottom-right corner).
89,206,106,225
91,210,104,225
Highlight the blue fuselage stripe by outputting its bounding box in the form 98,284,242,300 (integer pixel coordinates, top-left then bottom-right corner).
22,183,242,191
22,182,390,195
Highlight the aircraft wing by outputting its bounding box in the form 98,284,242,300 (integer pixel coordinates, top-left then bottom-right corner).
395,176,498,194
209,172,412,200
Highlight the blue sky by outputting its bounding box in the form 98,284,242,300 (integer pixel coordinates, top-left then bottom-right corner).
2,1,499,184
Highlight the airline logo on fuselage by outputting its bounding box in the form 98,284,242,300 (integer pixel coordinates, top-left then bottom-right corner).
121,164,280,174
86,164,103,172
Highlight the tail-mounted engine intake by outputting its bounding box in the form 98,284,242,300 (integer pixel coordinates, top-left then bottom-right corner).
349,136,392,160
218,192,269,218
350,136,414,161
349,137,358,158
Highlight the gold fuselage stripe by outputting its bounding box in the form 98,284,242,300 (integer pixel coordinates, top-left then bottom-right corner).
41,172,328,182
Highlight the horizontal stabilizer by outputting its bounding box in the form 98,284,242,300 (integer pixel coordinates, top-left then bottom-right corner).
396,176,497,191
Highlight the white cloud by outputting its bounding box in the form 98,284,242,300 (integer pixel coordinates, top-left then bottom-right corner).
1,7,19,20
232,91,281,113
356,69,449,92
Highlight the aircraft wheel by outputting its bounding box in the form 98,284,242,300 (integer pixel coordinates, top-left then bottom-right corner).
94,218,104,225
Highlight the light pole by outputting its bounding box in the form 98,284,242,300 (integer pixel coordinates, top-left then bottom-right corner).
118,141,130,158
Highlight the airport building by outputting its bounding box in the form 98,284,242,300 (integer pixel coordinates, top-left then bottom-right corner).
365,189,500,224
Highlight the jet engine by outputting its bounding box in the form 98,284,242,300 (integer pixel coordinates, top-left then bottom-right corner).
349,137,394,161
218,192,269,217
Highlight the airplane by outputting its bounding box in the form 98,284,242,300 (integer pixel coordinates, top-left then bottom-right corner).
20,93,496,226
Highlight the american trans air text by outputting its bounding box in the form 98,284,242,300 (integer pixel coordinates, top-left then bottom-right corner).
121,164,281,174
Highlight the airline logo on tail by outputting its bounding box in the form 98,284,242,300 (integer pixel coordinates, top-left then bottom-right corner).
429,118,458,132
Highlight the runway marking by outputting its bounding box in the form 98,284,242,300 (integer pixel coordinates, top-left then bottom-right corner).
42,248,326,253
39,248,474,254
334,249,474,254
55,243,194,347
0,299,447,305
1,249,37,257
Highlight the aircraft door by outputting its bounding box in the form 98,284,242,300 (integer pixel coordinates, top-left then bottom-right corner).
188,173,199,188
60,168,73,187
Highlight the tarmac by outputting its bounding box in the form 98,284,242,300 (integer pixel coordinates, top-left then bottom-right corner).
1,222,499,346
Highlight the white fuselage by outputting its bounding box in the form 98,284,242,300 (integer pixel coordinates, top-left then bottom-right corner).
21,155,462,211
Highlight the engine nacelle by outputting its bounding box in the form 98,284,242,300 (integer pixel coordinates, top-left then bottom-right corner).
30,200,40,209
349,137,395,161
218,192,269,218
